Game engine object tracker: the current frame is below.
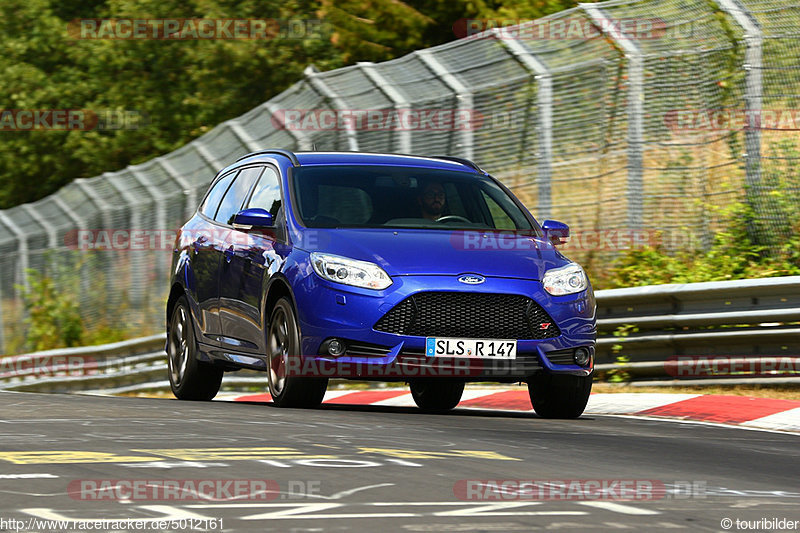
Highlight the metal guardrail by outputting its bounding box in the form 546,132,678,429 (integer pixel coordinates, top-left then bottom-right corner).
1,277,798,392
594,276,800,366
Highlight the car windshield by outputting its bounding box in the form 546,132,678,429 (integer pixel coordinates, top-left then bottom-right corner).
292,165,536,231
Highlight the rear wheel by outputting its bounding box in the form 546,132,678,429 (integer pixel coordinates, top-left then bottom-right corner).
168,296,223,400
267,297,328,408
528,373,593,419
409,379,465,411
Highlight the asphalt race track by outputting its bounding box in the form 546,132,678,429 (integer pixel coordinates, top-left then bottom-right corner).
0,390,799,532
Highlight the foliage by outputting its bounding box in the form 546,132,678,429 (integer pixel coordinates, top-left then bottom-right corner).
595,197,800,289
0,0,579,209
603,324,636,383
17,269,83,351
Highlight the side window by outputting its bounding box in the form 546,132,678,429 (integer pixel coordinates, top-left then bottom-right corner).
199,171,237,219
246,166,282,217
214,166,264,225
481,190,516,230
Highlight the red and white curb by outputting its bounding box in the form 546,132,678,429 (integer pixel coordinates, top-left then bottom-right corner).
218,389,800,434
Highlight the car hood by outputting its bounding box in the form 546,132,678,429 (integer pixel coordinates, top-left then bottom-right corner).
295,227,570,280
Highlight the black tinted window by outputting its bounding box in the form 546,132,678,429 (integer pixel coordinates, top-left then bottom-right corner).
215,166,263,225
199,170,237,219
247,166,282,217
292,166,534,231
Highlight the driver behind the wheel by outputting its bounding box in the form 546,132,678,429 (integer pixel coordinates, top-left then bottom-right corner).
417,181,447,221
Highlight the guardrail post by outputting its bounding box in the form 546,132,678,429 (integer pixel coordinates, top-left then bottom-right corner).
416,49,475,160
495,33,553,220
712,0,763,227
304,65,359,151
358,62,412,154
582,4,644,229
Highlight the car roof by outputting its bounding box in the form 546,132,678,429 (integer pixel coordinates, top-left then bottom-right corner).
237,150,484,174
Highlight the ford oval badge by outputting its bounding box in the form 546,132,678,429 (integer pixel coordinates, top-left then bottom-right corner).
458,274,485,285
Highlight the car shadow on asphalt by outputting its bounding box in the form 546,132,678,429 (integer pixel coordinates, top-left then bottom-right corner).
230,400,597,421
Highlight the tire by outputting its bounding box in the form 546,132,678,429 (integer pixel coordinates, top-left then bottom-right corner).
528,373,593,419
267,297,328,408
168,296,223,400
409,379,465,411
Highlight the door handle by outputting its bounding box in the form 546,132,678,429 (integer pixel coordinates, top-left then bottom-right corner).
224,245,234,263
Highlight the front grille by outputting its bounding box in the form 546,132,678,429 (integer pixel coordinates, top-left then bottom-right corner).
374,292,560,340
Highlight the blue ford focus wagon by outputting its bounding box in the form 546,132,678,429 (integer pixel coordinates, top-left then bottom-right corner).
167,150,596,417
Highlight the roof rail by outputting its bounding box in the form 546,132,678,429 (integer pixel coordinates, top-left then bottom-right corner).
432,155,483,173
236,149,300,167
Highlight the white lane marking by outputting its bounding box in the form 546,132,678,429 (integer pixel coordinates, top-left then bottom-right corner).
578,501,660,515
323,390,362,402
585,393,702,415
598,413,800,436
120,461,229,468
371,394,416,407
21,506,214,521
741,407,800,433
0,474,58,479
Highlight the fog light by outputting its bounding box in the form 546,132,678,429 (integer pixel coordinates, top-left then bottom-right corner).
574,347,591,366
327,339,346,356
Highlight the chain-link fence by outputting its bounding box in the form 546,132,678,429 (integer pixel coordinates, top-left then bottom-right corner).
0,0,798,352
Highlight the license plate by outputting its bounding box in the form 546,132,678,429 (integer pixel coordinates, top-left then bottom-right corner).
426,338,517,359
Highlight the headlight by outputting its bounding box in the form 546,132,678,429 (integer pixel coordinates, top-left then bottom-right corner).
310,252,392,290
543,263,588,296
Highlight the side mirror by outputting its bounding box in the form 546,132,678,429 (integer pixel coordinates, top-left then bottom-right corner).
232,208,274,229
542,220,570,246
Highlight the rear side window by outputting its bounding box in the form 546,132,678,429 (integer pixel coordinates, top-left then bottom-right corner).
214,166,264,225
199,170,237,219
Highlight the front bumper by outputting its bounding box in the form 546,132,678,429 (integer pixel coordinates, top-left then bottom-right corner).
292,274,596,380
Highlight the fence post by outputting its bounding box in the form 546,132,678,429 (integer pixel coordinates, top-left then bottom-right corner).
0,213,29,294
713,0,763,224
416,49,474,161
304,65,359,151
105,172,146,308
582,4,644,229
358,62,412,154
226,120,262,152
496,33,553,220
156,156,197,221
262,100,314,151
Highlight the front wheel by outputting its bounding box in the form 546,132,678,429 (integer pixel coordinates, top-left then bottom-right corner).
168,296,223,400
409,379,465,411
267,297,328,408
528,373,593,419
